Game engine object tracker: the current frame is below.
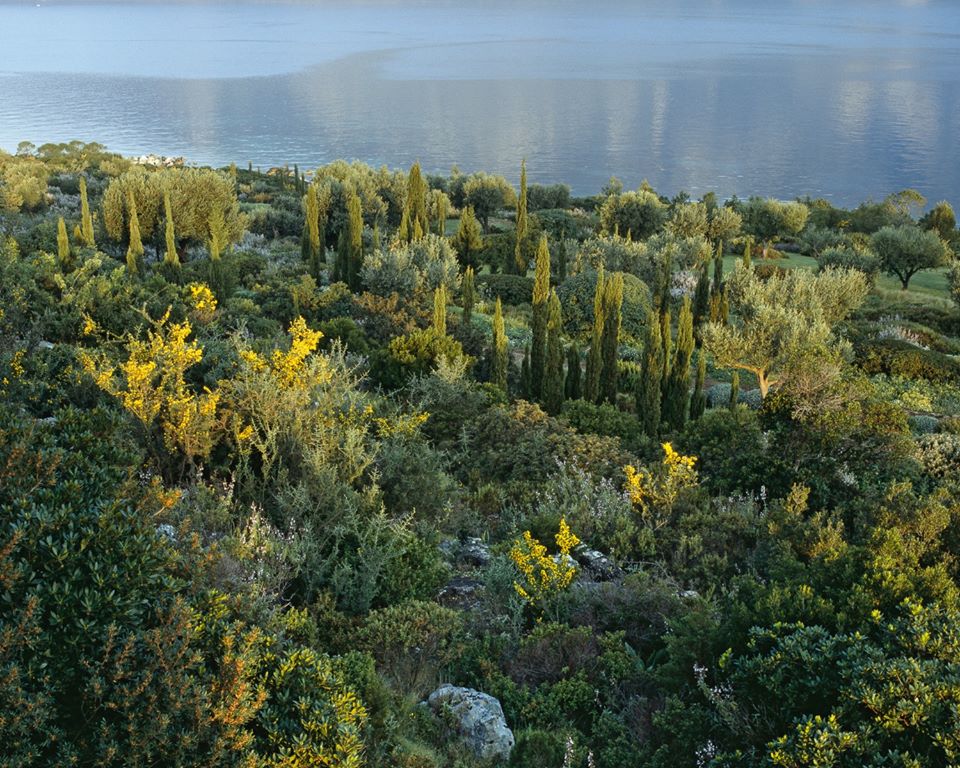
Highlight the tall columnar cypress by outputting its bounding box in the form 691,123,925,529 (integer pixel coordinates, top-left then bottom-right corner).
520,345,532,400
452,205,483,269
693,260,710,329
346,189,364,291
335,230,349,285
492,297,508,394
293,164,301,194
461,266,476,325
712,240,724,293
208,209,225,262
689,350,707,421
56,216,70,266
660,309,672,384
126,190,143,276
663,297,694,429
79,176,95,248
400,162,429,243
543,289,565,415
583,266,605,403
557,238,567,283
530,234,551,399
436,193,449,236
433,284,447,337
514,159,529,274
564,343,581,401
302,185,322,278
742,237,752,268
163,190,179,270
729,370,740,409
599,272,624,404
637,309,663,438
655,248,672,311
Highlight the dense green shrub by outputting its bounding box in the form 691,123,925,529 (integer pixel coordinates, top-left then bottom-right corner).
855,338,960,382
476,273,535,305
556,269,651,339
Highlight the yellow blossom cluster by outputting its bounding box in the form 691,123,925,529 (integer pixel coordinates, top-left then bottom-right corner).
186,281,218,324
510,517,581,614
624,442,699,523
239,316,325,389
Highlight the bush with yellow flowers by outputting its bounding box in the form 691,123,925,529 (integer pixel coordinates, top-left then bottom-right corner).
623,442,699,528
510,518,581,619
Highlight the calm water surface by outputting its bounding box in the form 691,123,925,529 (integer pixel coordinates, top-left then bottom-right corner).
1,0,958,204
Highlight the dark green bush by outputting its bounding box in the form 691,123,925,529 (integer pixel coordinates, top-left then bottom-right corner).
855,338,960,382
556,269,651,339
476,273,535,305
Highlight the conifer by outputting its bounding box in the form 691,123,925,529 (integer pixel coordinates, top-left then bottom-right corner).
436,193,449,236
599,272,623,404
492,297,508,393
346,189,364,290
637,309,663,438
302,185,322,277
543,289,565,415
557,238,567,283
712,240,724,292
530,234,551,399
79,176,95,247
743,237,752,268
400,162,429,242
520,345,532,400
729,370,740,409
452,205,483,269
663,296,694,428
693,259,710,329
584,266,605,403
163,190,179,270
433,284,447,336
56,216,70,266
660,309,672,383
462,266,476,325
126,190,143,275
335,230,349,284
564,343,581,401
208,208,226,261
689,351,707,421
514,159,529,273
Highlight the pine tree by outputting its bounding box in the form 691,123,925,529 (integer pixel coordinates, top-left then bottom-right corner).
599,272,623,404
79,176,95,247
126,190,143,275
584,266,605,403
433,284,447,336
564,343,581,401
689,351,707,421
492,297,508,393
452,205,483,269
56,216,70,266
163,190,179,270
543,289,565,415
400,162,429,243
663,297,694,429
462,266,476,325
520,345,532,400
693,259,710,329
530,235,551,399
729,370,740,409
637,309,663,438
346,189,364,291
514,159,529,274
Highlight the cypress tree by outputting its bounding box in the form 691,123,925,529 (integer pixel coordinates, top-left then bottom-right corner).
452,205,483,269
690,351,707,421
530,234,551,399
557,238,567,284
520,345,532,400
720,285,730,325
543,289,565,415
599,273,623,404
79,176,95,248
655,248,672,312
514,159,528,274
660,309,672,384
346,189,364,291
492,297,508,394
637,309,663,438
302,185,322,278
584,266,605,403
335,230,349,285
126,190,143,275
436,193,449,236
712,240,724,293
729,370,740,409
433,284,447,337
663,297,694,429
163,190,179,270
743,237,752,268
372,220,382,252
693,260,710,329
564,342,581,401
293,164,301,194
56,216,70,266
400,162,429,243
208,208,225,262
462,266,476,325
398,207,410,243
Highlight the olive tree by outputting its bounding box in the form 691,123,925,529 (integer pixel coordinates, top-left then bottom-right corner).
703,263,868,398
599,189,667,240
870,224,951,290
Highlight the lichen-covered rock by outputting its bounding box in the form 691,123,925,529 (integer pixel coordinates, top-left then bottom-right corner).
427,684,514,762
459,537,491,567
573,545,621,581
437,577,484,610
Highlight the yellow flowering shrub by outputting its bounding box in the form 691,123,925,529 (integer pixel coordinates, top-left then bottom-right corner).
186,281,218,324
81,309,221,471
624,442,699,526
510,517,581,615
